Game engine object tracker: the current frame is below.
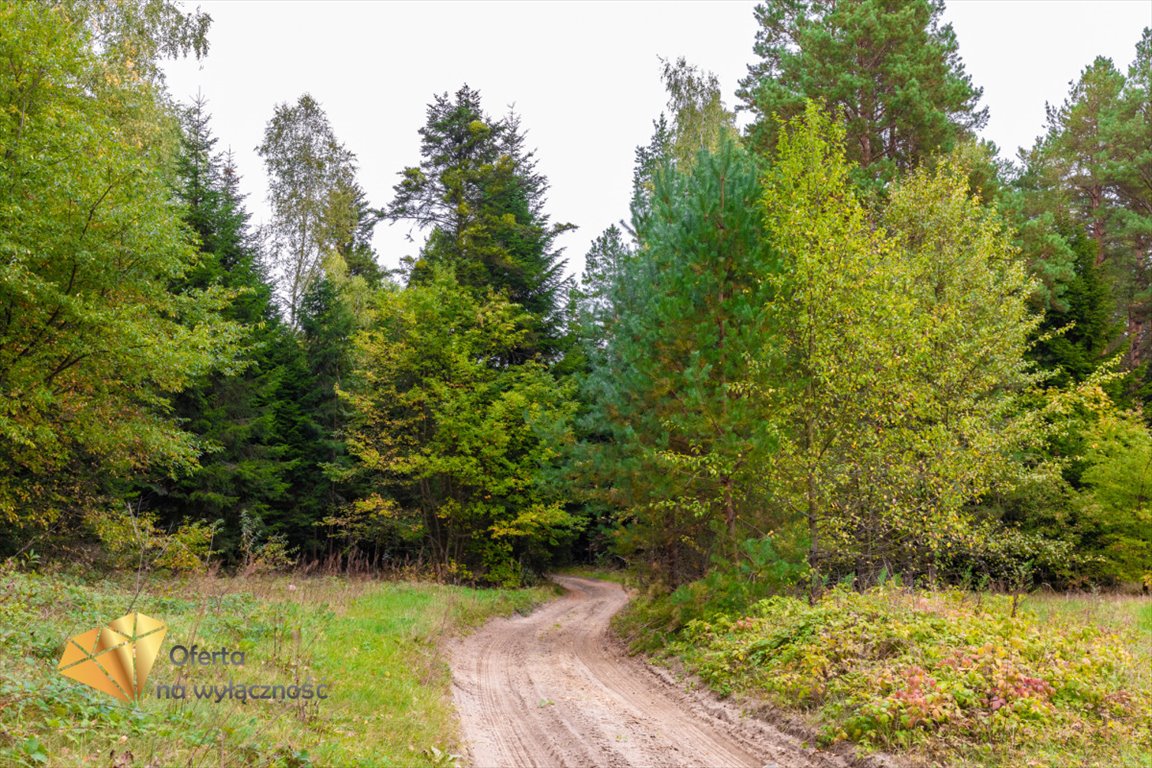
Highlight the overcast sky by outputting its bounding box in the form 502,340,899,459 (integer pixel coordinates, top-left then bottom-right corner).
161,1,1151,279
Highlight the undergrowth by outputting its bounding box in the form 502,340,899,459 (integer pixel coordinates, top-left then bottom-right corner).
638,584,1151,767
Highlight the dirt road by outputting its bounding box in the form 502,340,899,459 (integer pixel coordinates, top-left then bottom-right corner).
450,576,859,768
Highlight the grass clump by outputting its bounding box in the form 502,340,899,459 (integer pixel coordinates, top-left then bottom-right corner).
661,585,1151,767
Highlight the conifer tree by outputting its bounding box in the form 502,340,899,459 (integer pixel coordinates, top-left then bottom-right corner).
738,0,986,186
385,86,572,360
343,269,579,584
145,99,293,556
580,138,777,584
1025,34,1152,404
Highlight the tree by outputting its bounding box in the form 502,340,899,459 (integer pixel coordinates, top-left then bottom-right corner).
0,3,239,533
343,268,579,584
629,59,734,239
1024,227,1119,388
578,137,778,585
1075,407,1152,583
761,104,1039,590
738,0,987,187
142,98,293,558
1023,35,1152,403
569,225,632,353
1110,30,1152,386
268,274,357,553
258,94,362,326
1003,157,1121,394
385,85,572,360
659,57,738,171
1027,57,1126,270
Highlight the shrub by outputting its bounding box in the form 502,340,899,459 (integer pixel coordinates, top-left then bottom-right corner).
87,505,219,574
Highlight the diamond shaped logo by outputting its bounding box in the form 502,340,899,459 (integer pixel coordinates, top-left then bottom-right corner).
57,612,167,702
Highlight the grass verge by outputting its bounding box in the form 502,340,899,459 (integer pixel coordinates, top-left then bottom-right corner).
622,584,1151,768
0,568,551,767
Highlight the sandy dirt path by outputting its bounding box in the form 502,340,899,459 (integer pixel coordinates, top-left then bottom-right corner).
449,575,859,768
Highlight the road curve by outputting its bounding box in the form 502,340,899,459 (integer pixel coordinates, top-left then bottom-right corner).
449,576,854,768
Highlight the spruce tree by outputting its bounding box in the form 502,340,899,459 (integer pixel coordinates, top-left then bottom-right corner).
266,275,356,554
146,99,292,557
385,85,572,361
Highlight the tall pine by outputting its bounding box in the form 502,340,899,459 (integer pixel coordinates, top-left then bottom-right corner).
737,0,986,187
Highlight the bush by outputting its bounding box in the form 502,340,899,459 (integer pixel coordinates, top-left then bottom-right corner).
615,534,808,653
87,505,219,574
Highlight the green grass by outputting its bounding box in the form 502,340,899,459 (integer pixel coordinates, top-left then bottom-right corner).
0,568,551,767
1020,592,1152,641
306,582,548,766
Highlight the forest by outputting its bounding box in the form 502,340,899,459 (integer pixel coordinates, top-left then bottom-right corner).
3,0,1148,592
1,2,1150,766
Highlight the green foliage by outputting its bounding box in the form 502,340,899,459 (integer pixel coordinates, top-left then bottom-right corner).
1022,33,1152,407
985,367,1152,587
142,98,296,559
87,504,219,573
614,530,810,653
1023,225,1120,388
258,93,366,327
666,586,1151,765
343,269,579,583
1076,408,1152,583
738,0,987,187
278,275,358,551
578,136,779,584
238,509,298,574
762,104,1041,587
0,2,240,533
385,85,572,361
657,57,738,172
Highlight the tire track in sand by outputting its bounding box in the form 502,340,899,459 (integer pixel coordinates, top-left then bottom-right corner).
450,576,861,768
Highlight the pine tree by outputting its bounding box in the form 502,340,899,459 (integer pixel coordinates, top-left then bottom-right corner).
265,275,356,554
580,137,778,584
1110,30,1152,400
737,0,986,186
1025,34,1152,405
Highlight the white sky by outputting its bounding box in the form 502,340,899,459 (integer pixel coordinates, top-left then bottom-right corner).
161,0,1151,280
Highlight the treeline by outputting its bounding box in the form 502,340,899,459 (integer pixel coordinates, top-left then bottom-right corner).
1,0,1148,590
